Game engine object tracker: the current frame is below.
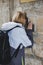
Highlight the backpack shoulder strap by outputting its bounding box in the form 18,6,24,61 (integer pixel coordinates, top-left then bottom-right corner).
7,25,21,32
11,43,22,60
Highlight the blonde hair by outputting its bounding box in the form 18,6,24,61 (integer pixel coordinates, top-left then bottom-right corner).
12,11,26,25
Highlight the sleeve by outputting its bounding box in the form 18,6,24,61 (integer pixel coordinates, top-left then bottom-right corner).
25,29,34,48
19,28,32,47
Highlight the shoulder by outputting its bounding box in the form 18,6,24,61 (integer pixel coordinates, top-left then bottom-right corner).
2,22,15,26
1,22,15,30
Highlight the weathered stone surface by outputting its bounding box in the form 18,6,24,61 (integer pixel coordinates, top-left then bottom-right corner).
37,17,43,32
25,57,42,65
0,0,10,27
33,32,43,44
33,44,43,58
25,48,33,55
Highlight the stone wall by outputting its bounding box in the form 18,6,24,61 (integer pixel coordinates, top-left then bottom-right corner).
14,0,43,65
0,0,10,27
0,0,14,27
0,0,43,65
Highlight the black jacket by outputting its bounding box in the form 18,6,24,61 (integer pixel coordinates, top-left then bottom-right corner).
25,29,34,48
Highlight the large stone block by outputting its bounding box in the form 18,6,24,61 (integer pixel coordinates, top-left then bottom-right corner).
37,16,43,32
33,32,43,44
25,48,33,55
25,57,42,65
33,44,43,58
0,0,10,27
